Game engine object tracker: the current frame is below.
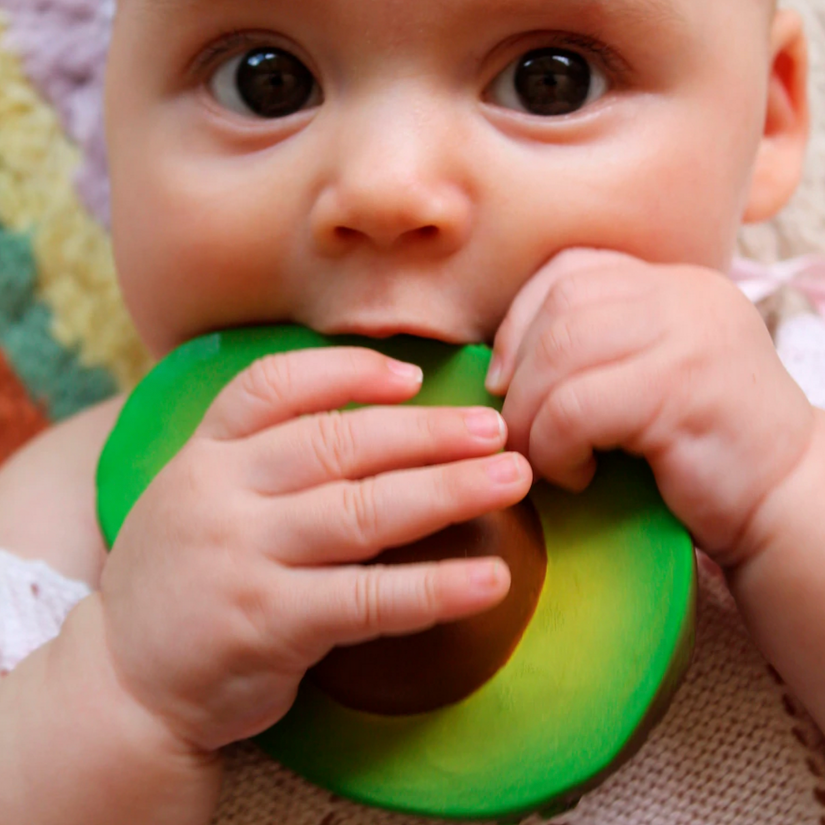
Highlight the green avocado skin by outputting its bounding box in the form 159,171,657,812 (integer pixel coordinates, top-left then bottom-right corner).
96,325,696,823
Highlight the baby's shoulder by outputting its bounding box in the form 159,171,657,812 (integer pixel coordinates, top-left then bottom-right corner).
0,396,125,588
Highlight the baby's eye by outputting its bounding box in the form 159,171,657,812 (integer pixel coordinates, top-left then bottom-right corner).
210,47,321,119
486,48,607,116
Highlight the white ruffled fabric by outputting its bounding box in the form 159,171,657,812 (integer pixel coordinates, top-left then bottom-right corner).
0,548,90,673
776,312,825,409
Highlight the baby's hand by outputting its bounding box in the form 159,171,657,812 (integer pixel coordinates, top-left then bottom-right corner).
487,249,817,565
99,347,531,753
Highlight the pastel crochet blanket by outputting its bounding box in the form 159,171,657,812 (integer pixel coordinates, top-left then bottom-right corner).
0,0,150,464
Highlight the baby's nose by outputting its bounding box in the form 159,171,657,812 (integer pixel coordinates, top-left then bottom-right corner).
309,103,474,256
311,180,472,254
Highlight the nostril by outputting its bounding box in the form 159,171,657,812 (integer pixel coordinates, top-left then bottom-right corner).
333,224,440,247
417,225,439,240
335,227,362,242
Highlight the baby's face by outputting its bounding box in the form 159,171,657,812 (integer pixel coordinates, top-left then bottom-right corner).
107,0,776,356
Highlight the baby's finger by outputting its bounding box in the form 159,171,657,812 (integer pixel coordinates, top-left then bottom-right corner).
502,298,661,457
486,262,562,394
288,556,512,660
526,358,666,491
198,347,424,441
244,405,507,495
266,452,532,566
487,249,651,395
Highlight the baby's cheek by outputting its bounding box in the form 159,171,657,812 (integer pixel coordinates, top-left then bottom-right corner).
113,155,303,356
479,139,738,293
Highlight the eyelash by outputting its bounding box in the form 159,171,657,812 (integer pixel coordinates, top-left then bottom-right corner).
190,29,630,92
190,30,272,78
537,33,629,85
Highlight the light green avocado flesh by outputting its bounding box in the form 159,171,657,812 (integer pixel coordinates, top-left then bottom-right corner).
97,324,696,822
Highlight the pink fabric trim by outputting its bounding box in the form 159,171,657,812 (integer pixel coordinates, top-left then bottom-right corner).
731,255,825,317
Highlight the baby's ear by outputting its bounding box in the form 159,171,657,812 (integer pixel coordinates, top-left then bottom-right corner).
743,8,809,223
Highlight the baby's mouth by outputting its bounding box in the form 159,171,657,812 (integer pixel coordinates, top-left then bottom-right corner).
325,324,464,343
309,316,493,348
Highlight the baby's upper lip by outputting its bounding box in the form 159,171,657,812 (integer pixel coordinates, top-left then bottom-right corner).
317,321,474,345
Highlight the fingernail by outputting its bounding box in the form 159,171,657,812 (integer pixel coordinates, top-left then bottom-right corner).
485,454,525,484
467,559,508,590
387,359,423,383
485,356,504,393
464,409,505,440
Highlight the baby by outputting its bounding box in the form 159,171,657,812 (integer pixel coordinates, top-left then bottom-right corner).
1,0,823,822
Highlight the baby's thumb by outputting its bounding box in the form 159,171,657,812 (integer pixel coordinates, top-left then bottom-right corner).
486,262,562,395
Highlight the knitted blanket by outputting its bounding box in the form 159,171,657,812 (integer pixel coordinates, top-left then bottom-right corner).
0,0,150,463
3,3,825,824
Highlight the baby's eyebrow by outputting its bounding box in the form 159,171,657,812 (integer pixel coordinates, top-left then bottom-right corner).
589,0,687,30
130,0,687,33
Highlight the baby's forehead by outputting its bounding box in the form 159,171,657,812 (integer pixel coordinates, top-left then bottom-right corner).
116,0,688,38
112,0,775,62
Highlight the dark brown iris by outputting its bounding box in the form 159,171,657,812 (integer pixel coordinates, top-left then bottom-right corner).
236,48,315,119
514,49,591,116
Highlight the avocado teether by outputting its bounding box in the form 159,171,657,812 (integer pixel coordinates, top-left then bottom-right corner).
97,324,695,822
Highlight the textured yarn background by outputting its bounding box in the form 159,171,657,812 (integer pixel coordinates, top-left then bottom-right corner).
0,0,148,462
2,3,825,825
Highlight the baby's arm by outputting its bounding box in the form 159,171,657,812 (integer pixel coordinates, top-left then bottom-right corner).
0,400,221,825
726,409,825,732
488,249,825,731
0,595,223,825
0,396,125,585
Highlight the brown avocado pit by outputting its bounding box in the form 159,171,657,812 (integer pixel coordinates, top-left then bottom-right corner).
308,499,547,715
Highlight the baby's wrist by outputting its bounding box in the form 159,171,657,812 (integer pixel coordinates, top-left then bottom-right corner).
734,406,825,571
52,594,224,820
726,408,825,730
1,592,223,825
63,593,214,755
